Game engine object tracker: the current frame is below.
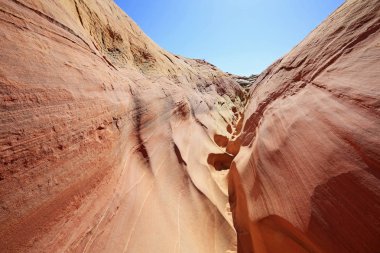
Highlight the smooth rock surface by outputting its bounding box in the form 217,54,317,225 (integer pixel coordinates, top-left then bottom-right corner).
0,0,379,253
231,0,380,252
0,0,244,252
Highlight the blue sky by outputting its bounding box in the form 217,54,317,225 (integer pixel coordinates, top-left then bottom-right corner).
114,0,345,76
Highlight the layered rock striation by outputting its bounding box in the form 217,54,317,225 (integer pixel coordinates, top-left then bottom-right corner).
0,0,244,252
0,0,379,253
230,0,380,252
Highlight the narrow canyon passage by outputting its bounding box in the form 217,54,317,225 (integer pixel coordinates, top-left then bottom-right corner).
0,0,380,252
211,89,331,253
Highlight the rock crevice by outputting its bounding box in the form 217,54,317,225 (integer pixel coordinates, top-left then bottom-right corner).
0,0,379,252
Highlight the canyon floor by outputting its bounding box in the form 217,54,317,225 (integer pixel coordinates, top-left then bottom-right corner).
0,0,379,252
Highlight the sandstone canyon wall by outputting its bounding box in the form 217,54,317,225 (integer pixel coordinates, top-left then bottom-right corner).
231,1,380,252
0,0,244,252
0,0,379,253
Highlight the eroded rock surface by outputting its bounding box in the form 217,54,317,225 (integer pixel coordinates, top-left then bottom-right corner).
0,0,245,252
230,0,380,252
0,0,379,253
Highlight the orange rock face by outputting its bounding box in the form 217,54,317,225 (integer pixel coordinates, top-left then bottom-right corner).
231,0,380,252
0,0,244,252
0,0,379,253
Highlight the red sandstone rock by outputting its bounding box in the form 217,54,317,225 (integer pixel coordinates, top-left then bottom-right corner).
0,0,243,252
0,0,379,252
231,0,380,252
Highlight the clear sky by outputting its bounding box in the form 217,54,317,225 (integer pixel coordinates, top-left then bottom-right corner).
114,0,345,76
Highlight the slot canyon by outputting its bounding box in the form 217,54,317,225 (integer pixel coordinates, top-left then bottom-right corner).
0,0,379,252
